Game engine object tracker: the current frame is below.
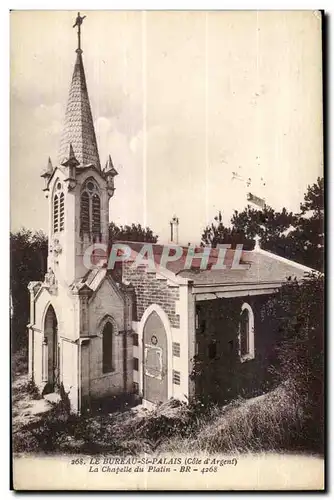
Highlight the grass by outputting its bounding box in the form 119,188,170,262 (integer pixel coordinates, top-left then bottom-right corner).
12,345,322,456
12,378,322,456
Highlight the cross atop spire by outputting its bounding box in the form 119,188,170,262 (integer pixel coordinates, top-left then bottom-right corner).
73,12,86,52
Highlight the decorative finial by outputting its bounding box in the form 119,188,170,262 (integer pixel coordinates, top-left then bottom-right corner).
41,157,53,178
61,143,80,167
254,234,261,251
73,12,86,52
104,155,118,177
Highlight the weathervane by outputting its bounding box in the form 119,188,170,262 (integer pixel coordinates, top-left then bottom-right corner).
73,12,86,51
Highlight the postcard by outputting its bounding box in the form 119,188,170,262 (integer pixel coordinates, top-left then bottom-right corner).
11,10,324,491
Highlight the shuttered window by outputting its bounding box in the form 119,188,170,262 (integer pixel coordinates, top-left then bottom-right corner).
80,179,101,240
172,342,180,357
59,192,65,231
173,370,181,385
53,194,59,233
92,193,101,237
80,191,90,234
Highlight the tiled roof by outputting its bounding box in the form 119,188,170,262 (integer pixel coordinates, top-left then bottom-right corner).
58,50,101,169
114,241,312,286
177,251,309,285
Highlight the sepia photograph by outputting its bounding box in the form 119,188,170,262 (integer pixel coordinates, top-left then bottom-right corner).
10,10,324,490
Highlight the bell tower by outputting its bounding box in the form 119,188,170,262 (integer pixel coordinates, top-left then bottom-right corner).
41,13,118,286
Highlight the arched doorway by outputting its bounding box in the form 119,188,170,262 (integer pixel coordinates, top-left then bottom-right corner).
143,311,168,404
44,305,58,389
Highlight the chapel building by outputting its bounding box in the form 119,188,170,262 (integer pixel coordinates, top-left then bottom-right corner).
28,18,314,413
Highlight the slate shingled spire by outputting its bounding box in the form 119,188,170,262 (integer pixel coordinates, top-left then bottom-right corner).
58,21,101,170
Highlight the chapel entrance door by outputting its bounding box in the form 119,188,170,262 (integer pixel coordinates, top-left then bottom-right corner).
143,311,168,404
44,305,59,390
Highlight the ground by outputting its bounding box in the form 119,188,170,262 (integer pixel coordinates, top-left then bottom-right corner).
12,346,323,457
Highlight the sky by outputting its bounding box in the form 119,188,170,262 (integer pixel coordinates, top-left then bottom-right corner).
10,10,323,245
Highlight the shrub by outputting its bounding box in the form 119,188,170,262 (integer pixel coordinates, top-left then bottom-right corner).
272,273,324,453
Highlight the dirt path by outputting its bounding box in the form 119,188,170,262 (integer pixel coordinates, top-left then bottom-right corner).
12,374,52,433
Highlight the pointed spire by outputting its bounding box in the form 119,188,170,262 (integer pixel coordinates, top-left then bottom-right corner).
104,155,118,177
41,157,53,178
58,21,101,170
61,143,80,167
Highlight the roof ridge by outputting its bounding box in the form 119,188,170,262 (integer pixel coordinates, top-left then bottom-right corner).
255,247,317,273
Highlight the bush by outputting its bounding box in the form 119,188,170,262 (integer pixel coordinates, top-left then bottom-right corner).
272,273,324,453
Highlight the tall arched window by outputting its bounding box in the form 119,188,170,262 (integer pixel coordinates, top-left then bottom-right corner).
102,321,114,373
80,179,101,241
80,191,90,234
53,181,64,233
53,194,59,233
92,193,101,237
59,192,65,231
239,302,255,362
240,309,249,356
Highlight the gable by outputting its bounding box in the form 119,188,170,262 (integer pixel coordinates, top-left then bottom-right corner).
88,277,126,335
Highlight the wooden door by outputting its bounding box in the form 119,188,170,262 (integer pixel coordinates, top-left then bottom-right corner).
143,311,168,404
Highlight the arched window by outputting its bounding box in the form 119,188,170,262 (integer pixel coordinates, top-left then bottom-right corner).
80,179,101,241
92,193,101,237
53,194,59,233
80,191,90,234
102,321,114,373
53,182,65,233
239,303,255,362
59,192,65,231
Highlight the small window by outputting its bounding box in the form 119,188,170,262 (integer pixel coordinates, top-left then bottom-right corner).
208,340,217,359
195,307,206,333
133,382,139,395
102,322,114,373
173,370,181,385
133,357,139,371
239,303,255,362
133,333,139,346
172,342,180,357
195,309,199,330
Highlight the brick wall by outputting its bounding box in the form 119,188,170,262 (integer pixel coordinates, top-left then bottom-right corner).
123,263,180,328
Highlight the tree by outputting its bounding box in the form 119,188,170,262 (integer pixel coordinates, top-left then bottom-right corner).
10,229,48,351
271,273,324,452
200,210,253,249
201,177,324,271
292,177,324,271
231,205,295,251
109,222,158,244
201,207,295,251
